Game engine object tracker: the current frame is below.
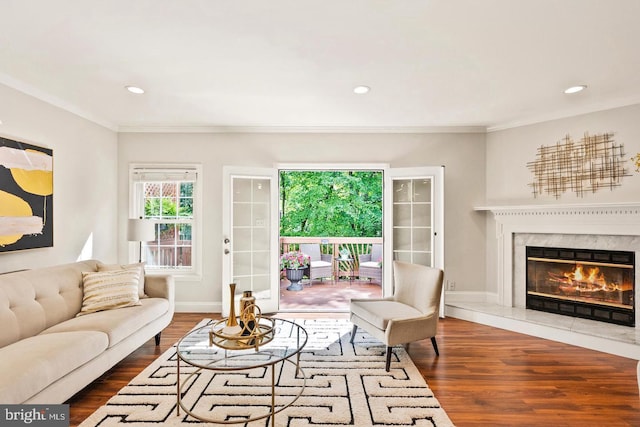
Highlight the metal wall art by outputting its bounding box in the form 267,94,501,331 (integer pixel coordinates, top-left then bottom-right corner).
0,136,53,252
527,132,630,198
631,152,640,172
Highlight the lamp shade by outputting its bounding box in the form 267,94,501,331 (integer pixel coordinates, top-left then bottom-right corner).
127,219,155,242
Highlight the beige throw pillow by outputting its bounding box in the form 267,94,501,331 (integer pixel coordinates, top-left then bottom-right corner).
98,262,146,298
77,269,141,317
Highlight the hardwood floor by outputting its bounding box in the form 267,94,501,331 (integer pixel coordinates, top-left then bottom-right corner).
67,313,640,427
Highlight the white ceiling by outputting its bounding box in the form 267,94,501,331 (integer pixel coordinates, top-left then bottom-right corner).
1,0,639,132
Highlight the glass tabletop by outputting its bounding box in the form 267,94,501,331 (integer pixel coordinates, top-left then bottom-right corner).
176,317,308,370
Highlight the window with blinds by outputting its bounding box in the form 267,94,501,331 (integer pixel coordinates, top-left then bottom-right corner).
130,165,200,274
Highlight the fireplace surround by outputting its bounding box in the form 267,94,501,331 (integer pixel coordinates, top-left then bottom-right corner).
526,245,635,326
446,203,640,359
477,202,640,328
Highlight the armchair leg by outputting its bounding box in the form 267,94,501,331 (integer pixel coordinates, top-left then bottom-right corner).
350,324,357,343
155,332,161,346
385,346,393,371
430,336,439,356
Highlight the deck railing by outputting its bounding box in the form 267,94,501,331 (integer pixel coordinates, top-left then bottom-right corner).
280,236,383,278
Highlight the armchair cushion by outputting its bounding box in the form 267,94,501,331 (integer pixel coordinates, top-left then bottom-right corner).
350,299,421,330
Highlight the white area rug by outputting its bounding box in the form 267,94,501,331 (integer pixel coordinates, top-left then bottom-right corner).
80,318,455,426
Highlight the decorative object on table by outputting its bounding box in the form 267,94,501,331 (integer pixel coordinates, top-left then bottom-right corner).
339,247,351,260
280,250,310,291
209,284,274,350
526,132,631,198
239,290,256,333
223,282,240,332
127,217,155,263
209,309,274,350
0,136,53,253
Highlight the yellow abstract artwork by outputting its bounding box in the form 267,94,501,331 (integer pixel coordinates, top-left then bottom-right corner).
0,137,53,252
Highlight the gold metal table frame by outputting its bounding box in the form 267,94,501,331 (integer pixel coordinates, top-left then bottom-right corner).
176,318,308,425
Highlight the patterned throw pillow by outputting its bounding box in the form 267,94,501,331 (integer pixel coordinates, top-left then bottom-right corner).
77,269,141,317
97,262,146,298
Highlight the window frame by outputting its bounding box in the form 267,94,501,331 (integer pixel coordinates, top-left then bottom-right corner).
129,163,203,279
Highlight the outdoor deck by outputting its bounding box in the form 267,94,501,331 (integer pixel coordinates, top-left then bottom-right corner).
279,277,382,311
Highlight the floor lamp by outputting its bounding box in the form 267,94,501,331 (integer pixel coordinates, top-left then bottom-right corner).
127,218,155,263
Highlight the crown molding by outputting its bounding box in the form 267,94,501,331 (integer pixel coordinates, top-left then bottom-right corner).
0,73,118,131
116,124,487,134
487,98,640,132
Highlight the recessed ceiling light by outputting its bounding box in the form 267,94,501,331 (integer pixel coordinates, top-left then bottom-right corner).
353,85,370,94
564,85,587,94
125,85,145,94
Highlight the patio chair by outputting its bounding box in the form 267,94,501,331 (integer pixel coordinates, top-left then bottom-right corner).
299,243,333,284
350,261,444,371
358,243,383,283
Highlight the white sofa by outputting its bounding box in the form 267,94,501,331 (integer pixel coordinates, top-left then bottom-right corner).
0,260,174,404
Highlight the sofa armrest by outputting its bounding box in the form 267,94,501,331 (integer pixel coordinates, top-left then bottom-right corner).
144,274,175,305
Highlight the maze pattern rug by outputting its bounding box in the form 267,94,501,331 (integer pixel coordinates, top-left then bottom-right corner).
79,318,455,426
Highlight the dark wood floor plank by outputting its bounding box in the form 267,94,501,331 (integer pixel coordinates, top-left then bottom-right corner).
67,313,640,426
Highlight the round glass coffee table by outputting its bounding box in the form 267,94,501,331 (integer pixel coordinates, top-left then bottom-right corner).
176,318,307,424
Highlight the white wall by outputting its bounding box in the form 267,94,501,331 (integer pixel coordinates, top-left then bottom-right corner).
118,132,487,311
484,103,640,296
0,84,118,273
486,104,640,204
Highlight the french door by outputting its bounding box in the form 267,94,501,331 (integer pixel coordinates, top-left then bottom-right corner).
222,167,279,315
384,166,445,315
223,164,444,314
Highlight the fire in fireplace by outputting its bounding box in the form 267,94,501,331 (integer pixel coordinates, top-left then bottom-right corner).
526,246,635,326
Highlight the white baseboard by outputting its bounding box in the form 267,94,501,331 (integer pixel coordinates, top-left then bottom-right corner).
444,290,497,303
175,301,222,313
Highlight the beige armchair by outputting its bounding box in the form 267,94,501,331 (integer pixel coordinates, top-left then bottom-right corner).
350,261,444,371
299,243,333,284
358,243,383,283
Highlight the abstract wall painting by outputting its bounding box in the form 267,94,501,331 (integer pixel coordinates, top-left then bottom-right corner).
527,132,631,198
0,136,53,252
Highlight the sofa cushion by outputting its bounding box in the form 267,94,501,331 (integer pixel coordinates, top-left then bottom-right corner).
97,262,147,298
42,298,170,348
77,269,141,316
0,330,108,404
0,260,99,348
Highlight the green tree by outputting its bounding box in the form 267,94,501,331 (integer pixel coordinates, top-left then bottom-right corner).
280,171,382,237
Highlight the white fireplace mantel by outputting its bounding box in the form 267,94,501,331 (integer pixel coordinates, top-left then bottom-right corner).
475,202,640,307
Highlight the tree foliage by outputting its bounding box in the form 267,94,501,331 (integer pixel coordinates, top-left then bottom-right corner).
280,171,382,237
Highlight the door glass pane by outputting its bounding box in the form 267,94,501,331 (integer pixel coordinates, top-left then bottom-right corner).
393,203,411,226
231,177,272,301
392,177,434,267
393,180,411,202
412,204,431,227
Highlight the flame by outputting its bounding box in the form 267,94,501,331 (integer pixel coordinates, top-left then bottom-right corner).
562,264,616,291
